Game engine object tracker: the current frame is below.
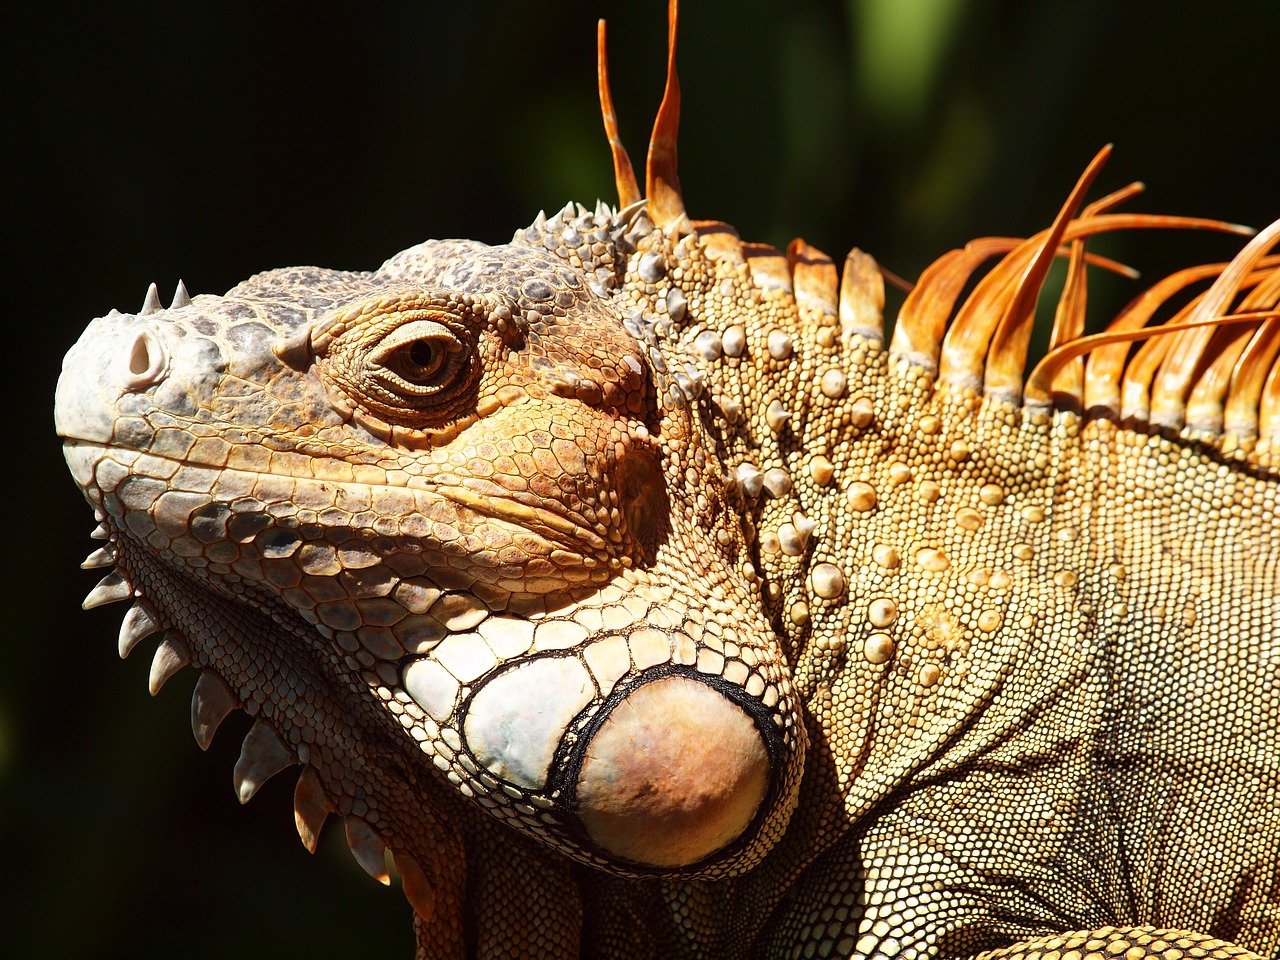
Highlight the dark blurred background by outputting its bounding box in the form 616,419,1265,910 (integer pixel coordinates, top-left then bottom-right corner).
4,2,1277,957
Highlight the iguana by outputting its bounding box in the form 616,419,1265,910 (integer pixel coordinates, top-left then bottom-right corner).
55,3,1279,958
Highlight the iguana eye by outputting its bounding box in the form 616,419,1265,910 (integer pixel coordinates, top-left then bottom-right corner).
370,319,465,395
314,309,481,432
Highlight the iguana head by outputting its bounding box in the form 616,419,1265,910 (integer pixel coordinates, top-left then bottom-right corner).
56,198,807,889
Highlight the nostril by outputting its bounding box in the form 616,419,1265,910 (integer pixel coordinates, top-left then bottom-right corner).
122,328,169,390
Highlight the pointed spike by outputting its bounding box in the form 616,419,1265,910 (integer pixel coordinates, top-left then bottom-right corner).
1259,345,1280,444
345,817,391,885
1157,303,1274,433
1082,261,1229,413
793,512,818,550
1045,240,1090,356
1085,180,1145,214
393,848,437,921
140,282,162,316
190,670,238,750
735,462,764,498
788,238,839,322
1035,240,1089,405
1150,218,1280,428
1181,219,1280,330
1030,315,1262,414
90,523,111,540
233,720,296,804
614,198,649,228
645,0,688,231
170,280,191,309
1184,324,1257,435
84,570,132,610
81,545,117,569
1220,259,1280,442
894,238,1020,369
839,248,886,344
1120,320,1179,422
765,401,791,432
942,212,1247,395
294,767,332,854
1226,316,1280,442
983,145,1114,401
148,635,190,695
118,601,160,658
597,18,642,209
271,326,315,372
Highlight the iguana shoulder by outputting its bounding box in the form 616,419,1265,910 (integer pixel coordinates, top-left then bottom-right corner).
54,3,1279,959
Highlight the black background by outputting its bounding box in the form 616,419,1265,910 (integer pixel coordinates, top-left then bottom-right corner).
5,2,1277,957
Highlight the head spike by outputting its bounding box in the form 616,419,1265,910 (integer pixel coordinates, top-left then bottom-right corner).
170,279,191,309
646,0,688,231
597,20,641,209
140,282,162,316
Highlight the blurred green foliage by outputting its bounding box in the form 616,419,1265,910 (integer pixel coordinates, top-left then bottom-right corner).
4,1,1276,957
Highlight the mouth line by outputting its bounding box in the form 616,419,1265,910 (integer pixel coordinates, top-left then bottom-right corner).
62,438,607,559
431,483,609,555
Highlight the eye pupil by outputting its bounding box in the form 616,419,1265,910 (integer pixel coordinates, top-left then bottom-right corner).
408,340,436,368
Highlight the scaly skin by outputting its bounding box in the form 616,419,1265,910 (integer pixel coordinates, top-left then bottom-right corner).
55,12,1278,960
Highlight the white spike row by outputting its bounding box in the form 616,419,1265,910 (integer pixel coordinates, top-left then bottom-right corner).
118,601,160,658
148,636,189,695
293,767,331,854
81,545,116,568
345,817,390,885
190,671,238,750
83,571,132,609
140,282,162,315
90,523,110,540
232,720,296,804
170,280,191,309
